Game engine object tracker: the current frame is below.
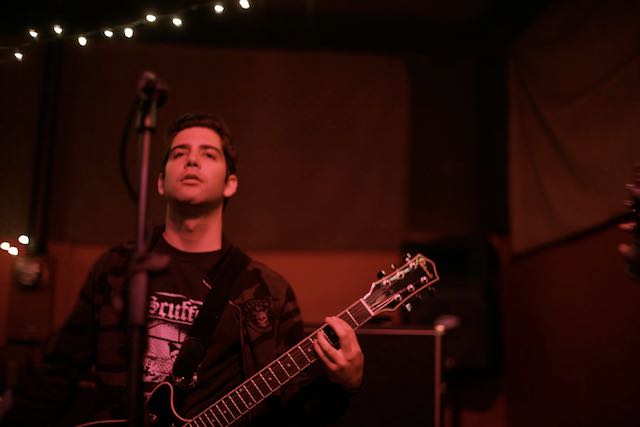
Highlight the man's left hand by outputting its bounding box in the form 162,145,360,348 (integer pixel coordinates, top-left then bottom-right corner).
313,316,364,391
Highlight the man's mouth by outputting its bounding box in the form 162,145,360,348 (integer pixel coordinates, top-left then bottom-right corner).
181,174,202,183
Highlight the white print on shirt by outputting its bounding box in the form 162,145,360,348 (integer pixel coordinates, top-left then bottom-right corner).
143,291,202,386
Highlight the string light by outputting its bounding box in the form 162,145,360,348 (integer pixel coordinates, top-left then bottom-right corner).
5,1,256,62
0,242,9,250
18,235,30,245
213,3,225,14
8,247,18,256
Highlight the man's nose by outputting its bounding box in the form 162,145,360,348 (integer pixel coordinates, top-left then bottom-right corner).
186,153,199,167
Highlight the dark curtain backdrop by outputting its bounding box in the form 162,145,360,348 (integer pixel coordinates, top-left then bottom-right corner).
508,0,640,253
1,42,409,250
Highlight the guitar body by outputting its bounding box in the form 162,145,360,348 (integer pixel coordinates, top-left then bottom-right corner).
77,383,189,427
146,382,190,427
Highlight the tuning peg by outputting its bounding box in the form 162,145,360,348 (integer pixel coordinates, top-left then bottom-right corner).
620,221,636,231
390,263,396,271
626,184,640,196
404,252,412,262
377,270,387,279
403,303,413,312
427,286,437,297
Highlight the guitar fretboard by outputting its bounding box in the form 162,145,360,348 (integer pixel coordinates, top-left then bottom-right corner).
185,299,374,427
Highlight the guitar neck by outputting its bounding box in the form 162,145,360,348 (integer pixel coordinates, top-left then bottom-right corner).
187,298,375,427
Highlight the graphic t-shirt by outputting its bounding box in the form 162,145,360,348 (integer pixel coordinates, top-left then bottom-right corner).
142,237,242,400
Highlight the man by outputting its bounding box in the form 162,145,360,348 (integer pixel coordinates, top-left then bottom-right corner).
1,113,363,425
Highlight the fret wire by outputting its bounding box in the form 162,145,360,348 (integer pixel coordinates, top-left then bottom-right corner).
210,410,224,427
255,373,274,392
352,300,373,323
238,385,255,406
302,337,317,362
263,368,280,389
235,391,249,411
281,354,298,375
298,343,313,362
343,310,358,328
337,311,355,328
247,379,264,399
220,401,235,421
202,411,217,427
230,393,247,413
260,372,275,391
271,361,289,382
213,405,231,425
267,366,282,385
206,408,222,427
289,346,307,368
288,352,302,370
224,396,240,417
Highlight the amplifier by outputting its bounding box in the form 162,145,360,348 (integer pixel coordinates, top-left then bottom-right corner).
306,326,444,427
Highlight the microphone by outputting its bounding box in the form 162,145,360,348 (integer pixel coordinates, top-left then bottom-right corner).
137,71,168,107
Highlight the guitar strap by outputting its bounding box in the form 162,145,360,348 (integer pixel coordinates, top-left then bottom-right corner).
171,238,251,389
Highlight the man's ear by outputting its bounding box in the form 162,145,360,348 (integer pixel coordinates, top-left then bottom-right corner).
157,173,165,196
223,174,238,198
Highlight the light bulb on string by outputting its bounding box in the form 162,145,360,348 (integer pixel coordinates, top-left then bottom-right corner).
239,0,250,10
213,2,225,14
28,29,38,38
172,17,183,27
53,24,63,35
103,29,114,38
145,14,157,23
124,27,134,38
18,235,29,245
14,51,24,61
0,242,10,251
78,35,88,46
8,247,18,256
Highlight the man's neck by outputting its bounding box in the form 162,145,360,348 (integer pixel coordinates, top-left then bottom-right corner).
163,205,224,252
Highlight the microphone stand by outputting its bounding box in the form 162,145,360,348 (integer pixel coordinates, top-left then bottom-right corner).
127,72,167,426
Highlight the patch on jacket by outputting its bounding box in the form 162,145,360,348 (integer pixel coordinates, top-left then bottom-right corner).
243,298,273,333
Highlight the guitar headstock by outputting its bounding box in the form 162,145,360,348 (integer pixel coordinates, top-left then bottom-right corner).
620,164,640,279
363,253,439,315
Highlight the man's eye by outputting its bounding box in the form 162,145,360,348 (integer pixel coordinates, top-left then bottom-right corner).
172,152,184,158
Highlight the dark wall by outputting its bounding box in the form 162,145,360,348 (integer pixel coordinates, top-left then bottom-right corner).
2,42,413,251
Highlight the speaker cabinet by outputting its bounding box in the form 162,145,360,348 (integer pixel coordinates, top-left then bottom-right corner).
306,326,444,427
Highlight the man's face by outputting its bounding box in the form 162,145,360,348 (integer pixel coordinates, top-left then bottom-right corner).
157,126,238,207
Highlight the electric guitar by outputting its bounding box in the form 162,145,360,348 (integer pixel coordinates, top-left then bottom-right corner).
79,253,439,427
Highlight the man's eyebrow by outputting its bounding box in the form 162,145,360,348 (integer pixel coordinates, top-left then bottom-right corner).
200,145,222,153
170,144,222,153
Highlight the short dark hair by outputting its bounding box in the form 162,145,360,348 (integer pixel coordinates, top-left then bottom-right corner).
161,113,238,177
